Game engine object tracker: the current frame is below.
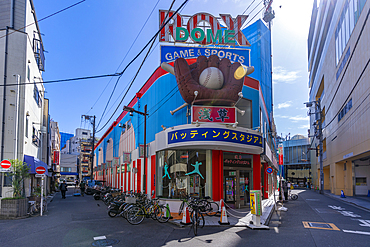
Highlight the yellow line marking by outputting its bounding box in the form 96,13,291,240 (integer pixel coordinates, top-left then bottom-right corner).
302,221,340,231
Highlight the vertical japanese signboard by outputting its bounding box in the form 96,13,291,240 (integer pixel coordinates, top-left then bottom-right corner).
250,190,262,216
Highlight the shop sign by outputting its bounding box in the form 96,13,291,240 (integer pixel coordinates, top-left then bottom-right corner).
139,144,149,158
123,153,131,163
250,190,262,216
159,11,250,47
192,105,236,124
53,151,60,165
160,45,250,64
168,127,262,147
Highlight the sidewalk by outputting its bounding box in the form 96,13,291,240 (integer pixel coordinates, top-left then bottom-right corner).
170,192,278,228
323,190,370,211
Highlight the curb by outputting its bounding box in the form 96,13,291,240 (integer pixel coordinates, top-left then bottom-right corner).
322,192,370,211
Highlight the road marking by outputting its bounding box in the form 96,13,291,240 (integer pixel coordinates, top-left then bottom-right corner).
358,220,370,227
93,236,106,240
343,230,370,235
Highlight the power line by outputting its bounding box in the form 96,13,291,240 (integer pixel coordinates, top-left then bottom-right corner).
0,0,86,40
95,0,189,133
1,73,120,87
86,0,161,115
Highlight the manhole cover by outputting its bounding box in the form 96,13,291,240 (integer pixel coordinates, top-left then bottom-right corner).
302,221,340,231
309,222,332,228
92,239,120,246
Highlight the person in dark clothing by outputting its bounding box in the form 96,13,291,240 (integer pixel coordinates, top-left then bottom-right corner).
60,181,68,199
80,181,86,196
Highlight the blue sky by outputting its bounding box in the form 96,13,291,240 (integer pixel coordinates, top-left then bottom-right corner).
33,0,313,139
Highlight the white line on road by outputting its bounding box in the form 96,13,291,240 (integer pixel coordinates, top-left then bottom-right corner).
93,236,107,240
343,230,370,235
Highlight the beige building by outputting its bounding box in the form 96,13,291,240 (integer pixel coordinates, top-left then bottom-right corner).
307,0,370,196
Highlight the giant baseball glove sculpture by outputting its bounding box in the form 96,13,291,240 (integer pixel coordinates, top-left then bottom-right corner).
166,55,253,106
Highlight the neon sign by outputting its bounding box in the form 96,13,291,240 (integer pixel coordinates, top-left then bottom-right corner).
159,11,251,46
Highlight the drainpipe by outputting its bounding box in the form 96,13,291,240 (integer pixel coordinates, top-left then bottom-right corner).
2,26,10,161
1,27,9,197
13,75,20,160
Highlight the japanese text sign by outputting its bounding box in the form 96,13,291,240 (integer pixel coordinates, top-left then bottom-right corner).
168,127,262,147
250,190,262,216
192,106,236,124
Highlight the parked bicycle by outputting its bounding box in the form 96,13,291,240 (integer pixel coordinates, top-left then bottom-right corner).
178,192,219,216
188,200,205,236
126,197,170,225
28,198,47,216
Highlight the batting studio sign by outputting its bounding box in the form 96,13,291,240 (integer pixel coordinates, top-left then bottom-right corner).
160,45,250,64
159,11,251,46
192,106,236,124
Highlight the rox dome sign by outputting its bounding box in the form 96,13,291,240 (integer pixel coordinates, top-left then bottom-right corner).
159,11,251,46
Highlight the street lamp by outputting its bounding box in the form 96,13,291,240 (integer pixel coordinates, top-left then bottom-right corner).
304,99,323,194
123,105,148,194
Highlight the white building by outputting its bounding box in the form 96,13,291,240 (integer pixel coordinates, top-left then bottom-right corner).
307,0,370,196
0,0,48,198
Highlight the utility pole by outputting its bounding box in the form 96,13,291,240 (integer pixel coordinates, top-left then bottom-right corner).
316,100,324,194
123,105,148,194
305,99,323,194
82,115,96,182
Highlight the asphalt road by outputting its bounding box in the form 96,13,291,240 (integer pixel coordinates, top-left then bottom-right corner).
0,188,369,247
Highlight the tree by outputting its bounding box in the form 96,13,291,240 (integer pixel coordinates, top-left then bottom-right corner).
7,159,30,198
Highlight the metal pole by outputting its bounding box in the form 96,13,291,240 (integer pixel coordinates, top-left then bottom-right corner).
143,105,147,194
317,100,324,194
91,116,96,182
40,175,44,216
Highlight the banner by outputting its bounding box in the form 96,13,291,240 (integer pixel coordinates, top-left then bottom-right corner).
161,45,250,65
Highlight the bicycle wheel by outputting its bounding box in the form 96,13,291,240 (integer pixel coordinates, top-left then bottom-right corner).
291,194,298,200
156,205,170,223
108,209,117,217
206,202,219,216
28,205,35,216
191,211,205,228
126,206,145,225
178,201,185,215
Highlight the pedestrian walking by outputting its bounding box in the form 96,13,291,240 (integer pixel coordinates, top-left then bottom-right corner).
60,181,68,199
75,179,79,188
80,180,86,197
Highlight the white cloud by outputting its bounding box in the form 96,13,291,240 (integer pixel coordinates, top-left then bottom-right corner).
289,116,309,121
298,124,310,129
274,114,289,119
277,101,292,109
273,66,301,84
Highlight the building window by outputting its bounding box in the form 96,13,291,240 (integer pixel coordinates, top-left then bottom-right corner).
4,174,13,187
61,167,72,172
25,116,29,138
156,149,209,199
82,132,88,135
335,0,365,65
27,65,30,81
338,98,352,122
33,84,42,107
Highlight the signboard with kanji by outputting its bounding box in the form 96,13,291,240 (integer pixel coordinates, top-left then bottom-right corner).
192,106,236,124
168,127,262,148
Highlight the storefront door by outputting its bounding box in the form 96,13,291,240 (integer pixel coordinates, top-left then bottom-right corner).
237,170,250,207
224,169,251,208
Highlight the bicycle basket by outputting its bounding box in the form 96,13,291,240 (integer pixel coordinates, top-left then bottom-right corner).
125,196,137,204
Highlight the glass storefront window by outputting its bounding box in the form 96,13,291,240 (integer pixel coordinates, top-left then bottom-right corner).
156,149,211,199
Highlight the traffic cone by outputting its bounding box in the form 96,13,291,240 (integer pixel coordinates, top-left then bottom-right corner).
165,203,173,219
341,190,346,198
180,206,191,225
218,200,230,225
